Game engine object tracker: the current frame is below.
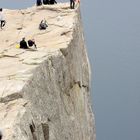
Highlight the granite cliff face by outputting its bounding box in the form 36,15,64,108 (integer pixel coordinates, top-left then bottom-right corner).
0,3,95,140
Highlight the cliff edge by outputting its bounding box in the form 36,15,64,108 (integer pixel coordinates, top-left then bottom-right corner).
0,3,95,140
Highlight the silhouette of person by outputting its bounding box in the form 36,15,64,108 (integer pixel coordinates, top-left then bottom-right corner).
0,8,6,29
70,0,75,9
36,0,42,6
20,38,28,49
50,0,57,4
43,0,49,4
28,39,37,49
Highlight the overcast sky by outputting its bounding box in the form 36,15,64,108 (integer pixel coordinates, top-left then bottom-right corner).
0,0,140,140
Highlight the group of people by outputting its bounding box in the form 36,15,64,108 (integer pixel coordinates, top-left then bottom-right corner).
37,0,77,9
37,0,57,6
19,19,48,49
0,0,79,51
0,0,79,29
20,38,37,49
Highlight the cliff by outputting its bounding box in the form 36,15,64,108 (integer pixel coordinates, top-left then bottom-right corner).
0,3,95,140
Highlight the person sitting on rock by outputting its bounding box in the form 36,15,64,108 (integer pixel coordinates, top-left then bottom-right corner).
0,8,6,29
70,0,75,9
28,39,37,49
36,0,42,6
20,37,28,49
49,0,57,4
39,19,48,30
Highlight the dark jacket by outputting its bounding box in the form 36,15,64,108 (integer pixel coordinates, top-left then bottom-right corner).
36,0,42,6
20,39,28,49
43,0,49,4
28,40,37,48
50,0,57,4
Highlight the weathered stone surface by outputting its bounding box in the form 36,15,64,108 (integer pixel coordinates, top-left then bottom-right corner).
0,3,95,140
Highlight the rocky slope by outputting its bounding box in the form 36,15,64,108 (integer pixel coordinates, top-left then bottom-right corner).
0,3,95,140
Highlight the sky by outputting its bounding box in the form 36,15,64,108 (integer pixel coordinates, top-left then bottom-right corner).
81,0,140,140
0,0,140,140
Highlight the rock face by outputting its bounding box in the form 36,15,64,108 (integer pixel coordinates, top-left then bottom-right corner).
0,3,95,140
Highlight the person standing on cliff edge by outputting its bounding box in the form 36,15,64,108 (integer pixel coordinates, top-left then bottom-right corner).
70,0,75,9
0,8,6,29
36,0,42,6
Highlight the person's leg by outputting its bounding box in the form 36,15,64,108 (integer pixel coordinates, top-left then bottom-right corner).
46,0,49,4
70,0,72,9
72,0,75,9
34,43,37,48
2,20,5,27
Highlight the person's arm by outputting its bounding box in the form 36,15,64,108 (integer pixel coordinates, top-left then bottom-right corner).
34,44,37,48
33,41,37,48
25,42,29,49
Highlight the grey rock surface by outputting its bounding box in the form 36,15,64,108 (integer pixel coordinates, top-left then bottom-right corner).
0,3,95,140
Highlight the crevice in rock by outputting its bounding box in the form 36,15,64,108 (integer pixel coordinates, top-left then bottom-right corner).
59,91,70,115
41,123,49,140
0,92,23,103
60,30,71,36
47,118,51,122
60,48,68,57
22,62,41,65
30,121,37,140
48,57,55,70
16,27,23,30
82,84,89,91
2,55,18,58
74,81,81,88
